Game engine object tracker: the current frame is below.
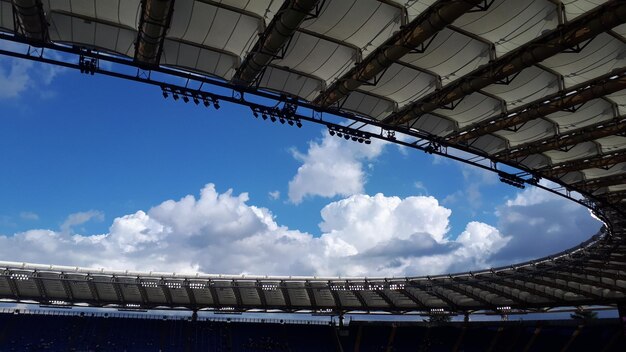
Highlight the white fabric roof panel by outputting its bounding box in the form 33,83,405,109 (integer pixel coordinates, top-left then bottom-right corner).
541,33,626,88
482,66,561,109
606,89,626,116
214,0,283,21
48,12,136,58
299,0,402,56
0,1,13,32
401,28,490,86
388,0,437,22
493,119,556,148
359,63,437,107
562,0,609,21
257,66,323,102
581,162,626,180
597,136,626,154
43,0,141,29
168,1,260,58
545,98,616,132
434,92,502,128
454,0,558,57
338,91,396,121
614,23,626,40
467,135,506,155
543,142,599,164
518,154,550,169
160,39,238,80
409,114,456,137
273,30,356,84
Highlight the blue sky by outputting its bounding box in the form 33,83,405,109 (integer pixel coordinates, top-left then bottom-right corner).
0,50,601,277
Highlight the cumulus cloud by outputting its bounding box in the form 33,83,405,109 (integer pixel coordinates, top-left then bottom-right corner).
489,186,602,266
287,130,386,204
0,41,66,99
60,210,104,234
0,184,512,277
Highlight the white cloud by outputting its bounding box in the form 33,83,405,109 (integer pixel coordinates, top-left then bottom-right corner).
60,210,104,234
19,211,39,221
0,184,513,278
490,186,601,265
268,190,280,200
287,130,385,204
0,41,67,99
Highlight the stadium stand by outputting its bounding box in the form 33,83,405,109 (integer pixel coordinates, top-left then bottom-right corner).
0,309,624,351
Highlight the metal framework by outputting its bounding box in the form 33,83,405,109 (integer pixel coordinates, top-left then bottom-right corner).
0,0,625,315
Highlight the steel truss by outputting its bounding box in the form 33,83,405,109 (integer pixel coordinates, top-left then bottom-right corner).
0,31,621,224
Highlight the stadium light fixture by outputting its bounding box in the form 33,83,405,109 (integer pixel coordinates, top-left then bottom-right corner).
211,97,221,109
182,95,190,103
193,95,200,105
296,121,302,128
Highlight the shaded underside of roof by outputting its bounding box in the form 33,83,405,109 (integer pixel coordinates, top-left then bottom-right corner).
0,0,625,313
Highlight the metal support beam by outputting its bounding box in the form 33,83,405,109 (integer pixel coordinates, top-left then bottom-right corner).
255,280,268,309
134,0,175,65
86,276,101,304
32,274,48,301
313,0,483,107
208,282,221,308
233,0,321,85
537,270,626,295
305,281,318,309
352,290,369,311
280,280,292,308
601,190,626,204
384,1,626,126
538,151,626,177
11,0,48,41
446,72,626,144
399,286,428,311
515,270,604,300
460,279,528,307
60,275,74,301
136,280,150,306
575,174,626,192
232,280,243,309
444,282,496,309
183,280,197,308
161,281,174,307
494,117,626,161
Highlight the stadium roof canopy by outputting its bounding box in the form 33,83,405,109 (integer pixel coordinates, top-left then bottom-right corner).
0,0,625,315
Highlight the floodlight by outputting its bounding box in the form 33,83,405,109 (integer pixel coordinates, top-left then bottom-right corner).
193,96,200,105
296,121,302,128
287,120,294,126
182,96,189,103
270,116,277,122
329,130,335,136
162,91,168,99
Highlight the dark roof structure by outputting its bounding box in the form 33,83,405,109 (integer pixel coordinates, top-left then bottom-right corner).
0,0,625,316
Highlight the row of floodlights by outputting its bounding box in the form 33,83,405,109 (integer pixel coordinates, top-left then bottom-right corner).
329,283,405,291
327,126,372,144
498,172,526,189
78,56,97,75
250,106,303,128
161,86,221,109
